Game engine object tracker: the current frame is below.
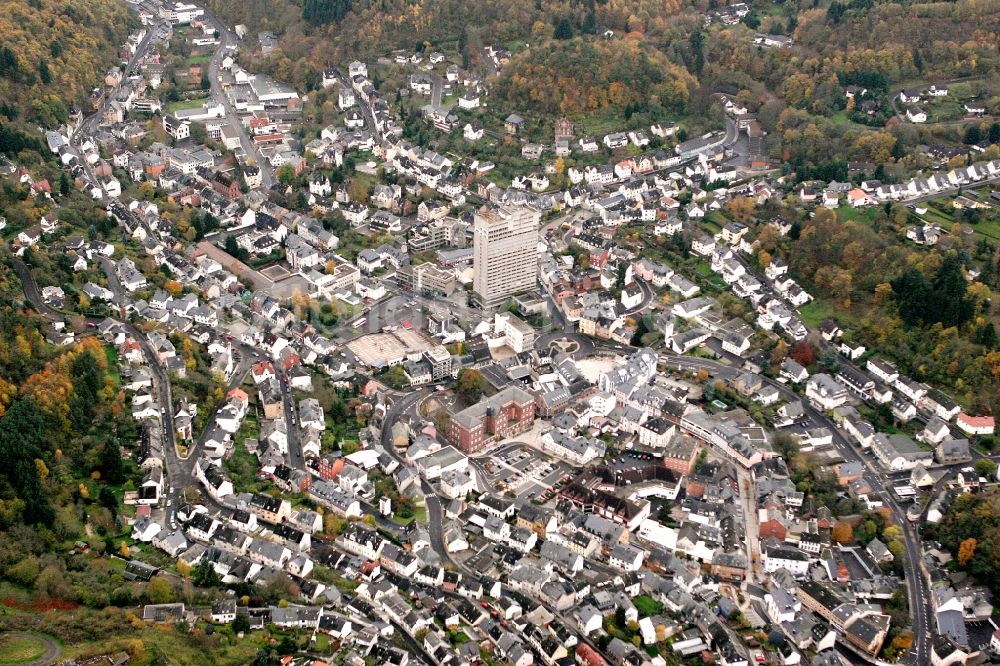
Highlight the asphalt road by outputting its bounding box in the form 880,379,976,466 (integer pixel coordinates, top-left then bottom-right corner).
202,9,275,189
330,66,383,147
899,174,1000,205
16,258,189,515
71,24,158,202
374,388,468,567
431,73,444,108
531,289,600,359
539,257,933,660
276,365,303,470
623,276,655,315
660,351,932,663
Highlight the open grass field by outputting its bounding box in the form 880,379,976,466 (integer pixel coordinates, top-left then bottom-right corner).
799,299,857,329
167,97,209,113
923,192,1000,241
60,625,264,666
392,503,427,526
0,634,48,664
701,213,726,234
829,110,871,130
833,205,878,224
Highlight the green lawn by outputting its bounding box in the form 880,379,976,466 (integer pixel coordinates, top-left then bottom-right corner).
923,195,1000,241
60,625,264,665
167,97,209,113
392,503,427,526
694,262,713,278
104,346,121,390
834,205,877,224
701,212,726,234
329,573,359,595
105,557,127,572
967,216,1000,241
633,595,665,617
799,300,853,328
186,54,211,66
0,634,47,664
829,110,870,129
922,98,966,123
915,206,955,230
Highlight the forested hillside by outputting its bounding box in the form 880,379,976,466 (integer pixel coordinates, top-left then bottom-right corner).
0,305,136,531
492,38,696,117
927,489,1000,597
0,0,136,125
205,0,1000,153
751,205,1000,416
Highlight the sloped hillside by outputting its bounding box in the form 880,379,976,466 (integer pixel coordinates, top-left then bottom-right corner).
0,0,136,124
492,37,696,117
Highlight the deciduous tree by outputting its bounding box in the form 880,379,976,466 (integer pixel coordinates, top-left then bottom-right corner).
832,521,853,544
958,537,977,566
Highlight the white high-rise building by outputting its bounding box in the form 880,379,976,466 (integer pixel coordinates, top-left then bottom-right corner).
473,206,540,308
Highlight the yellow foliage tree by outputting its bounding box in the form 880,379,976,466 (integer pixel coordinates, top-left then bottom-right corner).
958,537,977,566
125,640,145,660
726,196,755,223
0,376,16,417
874,282,893,306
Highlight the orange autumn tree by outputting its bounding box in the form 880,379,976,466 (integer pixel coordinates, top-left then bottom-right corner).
20,365,73,430
958,538,977,567
832,521,854,544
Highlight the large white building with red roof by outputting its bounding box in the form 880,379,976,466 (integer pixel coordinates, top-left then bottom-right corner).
956,413,995,436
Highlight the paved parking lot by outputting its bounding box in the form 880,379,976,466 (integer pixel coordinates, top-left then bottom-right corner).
364,295,426,334
473,443,573,501
607,450,658,472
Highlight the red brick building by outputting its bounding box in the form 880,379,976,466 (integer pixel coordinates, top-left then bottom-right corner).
447,386,536,454
660,436,700,476
311,456,344,481
211,172,241,199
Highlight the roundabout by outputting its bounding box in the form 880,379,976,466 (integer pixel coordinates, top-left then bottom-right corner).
548,337,580,354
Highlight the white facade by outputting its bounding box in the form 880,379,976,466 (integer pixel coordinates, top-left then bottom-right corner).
473,206,540,308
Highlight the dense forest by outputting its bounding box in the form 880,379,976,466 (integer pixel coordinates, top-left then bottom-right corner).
0,0,136,125
301,0,353,25
0,304,137,528
492,38,696,117
0,290,153,602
